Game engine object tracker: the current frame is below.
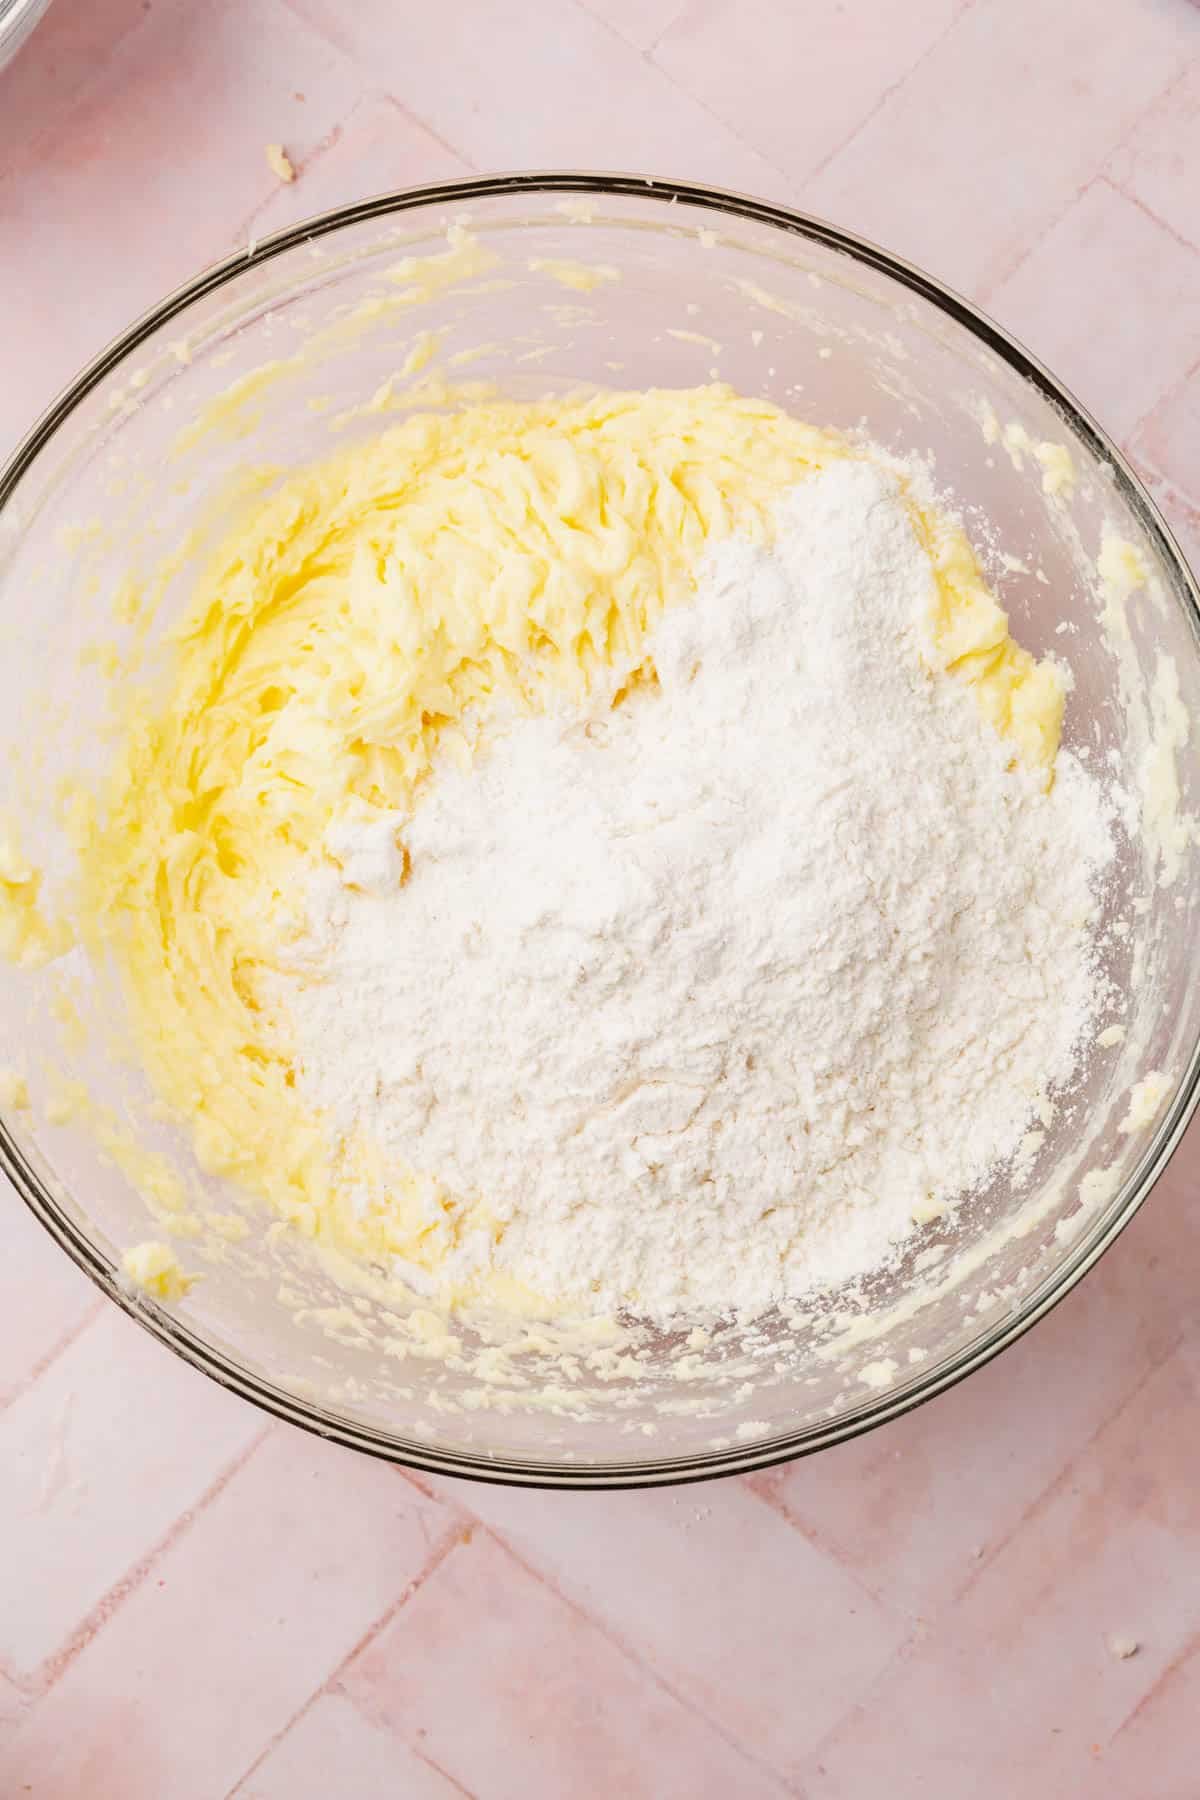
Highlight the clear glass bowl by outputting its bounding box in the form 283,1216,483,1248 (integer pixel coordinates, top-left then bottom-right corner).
2,175,1198,1487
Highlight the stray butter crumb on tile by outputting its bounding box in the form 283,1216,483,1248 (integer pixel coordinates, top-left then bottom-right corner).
265,143,296,184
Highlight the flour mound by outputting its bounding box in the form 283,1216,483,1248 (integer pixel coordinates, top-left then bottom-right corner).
276,460,1114,1319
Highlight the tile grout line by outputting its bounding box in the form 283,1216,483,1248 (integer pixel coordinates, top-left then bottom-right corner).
574,0,684,57
1105,1626,1200,1750
0,1295,105,1417
1139,345,1200,411
572,0,798,195
980,43,1200,306
275,0,358,56
950,1342,1185,1610
799,0,977,194
455,1511,803,1794
1127,347,1200,473
376,89,482,174
277,0,480,174
290,118,346,182
223,1511,473,1800
1134,458,1200,531
984,170,1200,434
643,4,688,58
1101,46,1200,179
979,146,1200,317
408,1468,791,1764
838,32,1200,310
413,1461,914,1769
748,1473,920,1623
976,173,1100,308
1101,170,1200,259
408,1741,478,1800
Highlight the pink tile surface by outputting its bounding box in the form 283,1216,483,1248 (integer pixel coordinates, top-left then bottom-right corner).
802,0,1199,298
1108,59,1200,251
287,0,798,202
420,1473,909,1778
988,177,1200,441
4,1433,458,1797
1,1,1199,1794
334,1528,789,1799
806,1341,1200,1794
654,0,966,185
0,1309,262,1681
0,1668,26,1737
760,1191,1190,1619
1093,1638,1200,1800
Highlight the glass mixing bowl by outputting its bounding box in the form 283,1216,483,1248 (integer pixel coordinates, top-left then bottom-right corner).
2,175,1198,1487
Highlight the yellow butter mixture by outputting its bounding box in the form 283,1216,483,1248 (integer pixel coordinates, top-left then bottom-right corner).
68,384,1065,1299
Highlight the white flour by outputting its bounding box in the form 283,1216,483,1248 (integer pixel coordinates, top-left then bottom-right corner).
274,460,1114,1319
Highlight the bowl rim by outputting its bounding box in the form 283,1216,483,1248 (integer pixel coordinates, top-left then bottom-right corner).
3,169,1199,1489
